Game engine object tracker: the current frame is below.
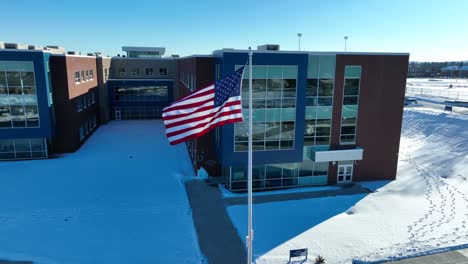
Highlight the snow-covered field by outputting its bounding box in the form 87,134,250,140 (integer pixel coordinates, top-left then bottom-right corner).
0,121,203,264
227,107,468,263
406,78,468,100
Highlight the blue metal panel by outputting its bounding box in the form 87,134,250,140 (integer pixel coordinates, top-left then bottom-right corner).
218,51,308,166
107,79,174,109
0,50,53,139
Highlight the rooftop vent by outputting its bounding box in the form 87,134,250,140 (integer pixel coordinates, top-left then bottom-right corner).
5,43,28,49
257,44,280,51
87,53,94,56
67,51,78,55
28,45,44,50
171,54,180,58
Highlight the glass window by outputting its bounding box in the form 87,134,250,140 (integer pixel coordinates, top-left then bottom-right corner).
21,71,35,86
81,70,85,82
252,79,266,98
11,105,26,127
234,65,296,152
146,68,154,76
267,79,282,99
306,79,318,96
341,66,361,145
344,79,360,95
75,72,80,83
267,66,282,79
85,70,89,81
131,68,139,76
90,69,94,80
299,160,314,177
6,72,21,86
318,55,336,78
25,105,39,127
159,68,167,76
283,79,296,97
0,72,6,88
313,162,328,176
319,79,334,96
119,68,126,76
0,106,11,127
266,164,282,179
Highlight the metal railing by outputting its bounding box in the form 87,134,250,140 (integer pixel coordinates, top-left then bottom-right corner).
406,87,468,101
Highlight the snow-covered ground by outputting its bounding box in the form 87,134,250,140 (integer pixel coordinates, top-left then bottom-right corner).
0,121,203,264
227,107,468,263
406,78,468,100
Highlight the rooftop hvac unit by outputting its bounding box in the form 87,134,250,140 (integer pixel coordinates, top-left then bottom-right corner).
257,44,280,51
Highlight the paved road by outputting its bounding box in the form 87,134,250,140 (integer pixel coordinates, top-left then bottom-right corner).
385,248,468,264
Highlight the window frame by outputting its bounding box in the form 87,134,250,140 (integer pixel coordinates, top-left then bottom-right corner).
339,65,362,145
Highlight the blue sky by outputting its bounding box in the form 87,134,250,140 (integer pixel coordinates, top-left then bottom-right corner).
2,0,467,61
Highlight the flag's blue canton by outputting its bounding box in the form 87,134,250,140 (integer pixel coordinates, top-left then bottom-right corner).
214,67,244,107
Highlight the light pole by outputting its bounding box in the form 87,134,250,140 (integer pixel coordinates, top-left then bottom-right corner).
297,33,302,51
344,36,348,52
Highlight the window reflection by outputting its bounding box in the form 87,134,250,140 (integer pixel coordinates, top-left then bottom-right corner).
0,61,39,129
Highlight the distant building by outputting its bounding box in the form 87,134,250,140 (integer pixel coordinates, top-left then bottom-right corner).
121,46,165,58
106,48,178,120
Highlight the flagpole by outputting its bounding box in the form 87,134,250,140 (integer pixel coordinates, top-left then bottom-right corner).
247,47,253,264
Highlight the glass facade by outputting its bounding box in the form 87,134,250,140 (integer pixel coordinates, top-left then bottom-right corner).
112,106,164,120
0,138,47,160
0,61,40,128
114,86,168,102
304,55,335,148
341,66,362,144
225,55,338,191
234,65,297,152
227,161,329,191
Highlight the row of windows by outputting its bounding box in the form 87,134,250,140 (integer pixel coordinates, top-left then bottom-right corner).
79,115,97,140
119,67,167,77
233,65,298,152
76,91,96,112
340,66,362,144
0,61,40,129
74,69,94,84
0,138,47,160
113,106,164,120
180,71,196,91
114,86,168,102
226,161,329,191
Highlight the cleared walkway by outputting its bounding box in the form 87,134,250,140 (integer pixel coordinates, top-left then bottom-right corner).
185,180,247,264
385,248,468,263
224,183,370,206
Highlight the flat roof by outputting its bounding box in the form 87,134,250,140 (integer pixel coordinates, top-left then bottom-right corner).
122,46,165,53
213,49,409,56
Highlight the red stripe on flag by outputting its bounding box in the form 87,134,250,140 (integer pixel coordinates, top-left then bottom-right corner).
166,108,242,137
169,118,243,145
163,101,241,125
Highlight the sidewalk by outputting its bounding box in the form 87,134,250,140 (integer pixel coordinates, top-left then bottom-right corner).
185,180,247,264
185,180,371,264
385,248,468,263
224,183,370,206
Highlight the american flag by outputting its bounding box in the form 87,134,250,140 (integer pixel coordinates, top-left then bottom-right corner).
162,67,244,145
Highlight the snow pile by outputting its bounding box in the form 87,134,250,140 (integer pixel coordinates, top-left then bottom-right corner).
227,108,468,263
0,121,204,264
197,167,209,180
